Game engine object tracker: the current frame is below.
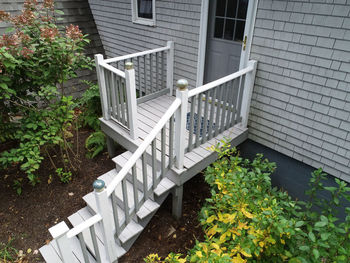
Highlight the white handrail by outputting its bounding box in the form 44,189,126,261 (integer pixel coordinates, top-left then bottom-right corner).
106,98,182,196
66,214,102,239
188,65,254,98
104,45,170,64
99,61,126,78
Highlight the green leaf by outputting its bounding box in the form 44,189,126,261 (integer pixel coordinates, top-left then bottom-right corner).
308,231,316,242
55,10,65,15
312,248,319,259
5,27,15,33
295,221,304,227
321,232,331,240
315,221,327,227
299,246,309,251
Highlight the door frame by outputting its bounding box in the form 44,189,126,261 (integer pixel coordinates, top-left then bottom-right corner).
196,0,259,86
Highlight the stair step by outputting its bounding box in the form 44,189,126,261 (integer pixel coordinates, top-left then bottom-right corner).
68,207,126,259
40,237,96,263
154,177,176,196
113,151,154,191
136,199,160,220
83,193,126,227
119,220,144,244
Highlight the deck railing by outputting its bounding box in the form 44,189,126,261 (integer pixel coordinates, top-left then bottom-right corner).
95,41,174,140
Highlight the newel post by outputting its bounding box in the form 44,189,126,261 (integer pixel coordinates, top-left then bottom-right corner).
125,62,138,140
93,180,118,262
95,54,110,120
240,60,258,128
49,222,75,262
174,79,189,170
166,41,174,95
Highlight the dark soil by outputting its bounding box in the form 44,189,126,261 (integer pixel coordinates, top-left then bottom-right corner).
0,128,210,262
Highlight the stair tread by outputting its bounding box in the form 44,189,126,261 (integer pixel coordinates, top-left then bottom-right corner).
40,243,63,263
68,207,126,259
83,193,126,226
154,177,176,196
136,199,160,220
119,220,144,244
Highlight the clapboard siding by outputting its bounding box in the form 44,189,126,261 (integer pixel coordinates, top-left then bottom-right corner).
88,0,201,88
0,0,104,97
249,0,350,182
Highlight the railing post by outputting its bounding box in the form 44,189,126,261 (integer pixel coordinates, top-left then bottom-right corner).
240,60,258,128
174,79,188,170
93,180,118,263
166,41,174,96
95,54,110,120
49,222,75,263
125,62,138,140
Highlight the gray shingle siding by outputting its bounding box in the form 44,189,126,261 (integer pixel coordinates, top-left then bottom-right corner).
0,0,104,97
87,0,201,88
250,0,350,181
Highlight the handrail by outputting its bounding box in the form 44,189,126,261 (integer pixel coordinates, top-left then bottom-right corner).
106,98,182,196
188,65,254,98
66,214,102,238
104,45,170,64
99,61,126,78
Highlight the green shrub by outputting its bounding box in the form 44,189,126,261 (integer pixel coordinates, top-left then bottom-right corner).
0,0,92,188
145,142,350,263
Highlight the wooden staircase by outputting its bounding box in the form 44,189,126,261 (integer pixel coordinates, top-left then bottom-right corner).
39,43,257,263
40,150,175,263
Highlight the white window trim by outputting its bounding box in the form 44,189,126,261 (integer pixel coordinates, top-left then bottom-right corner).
131,0,156,26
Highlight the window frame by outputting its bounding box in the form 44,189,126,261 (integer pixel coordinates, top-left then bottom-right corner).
131,0,156,26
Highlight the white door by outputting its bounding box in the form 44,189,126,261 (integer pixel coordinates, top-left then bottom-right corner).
204,0,249,84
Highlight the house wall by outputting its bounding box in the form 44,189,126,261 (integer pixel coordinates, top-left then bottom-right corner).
87,0,202,88
0,0,104,97
249,0,350,182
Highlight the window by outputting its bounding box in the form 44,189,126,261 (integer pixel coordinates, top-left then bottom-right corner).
132,0,156,26
213,0,248,41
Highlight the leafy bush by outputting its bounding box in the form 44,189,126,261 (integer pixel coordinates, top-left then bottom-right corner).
0,0,92,187
145,142,350,263
78,81,106,158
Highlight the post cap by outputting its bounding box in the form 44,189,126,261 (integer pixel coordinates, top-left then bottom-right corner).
176,79,188,91
93,179,105,192
125,62,133,70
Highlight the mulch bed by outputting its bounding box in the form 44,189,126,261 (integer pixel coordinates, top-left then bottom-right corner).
0,128,210,262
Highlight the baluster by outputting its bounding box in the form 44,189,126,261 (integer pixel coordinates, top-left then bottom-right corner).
214,85,222,137
152,140,157,188
132,165,139,212
78,232,90,263
122,178,130,224
202,90,209,144
220,82,229,132
195,93,203,147
110,72,117,119
94,54,110,120
111,193,121,236
137,56,141,96
119,78,126,125
230,78,239,127
104,70,112,116
188,96,195,152
156,52,159,91
208,88,216,140
226,80,235,129
236,75,246,124
142,154,148,200
150,53,154,93
161,51,165,90
114,75,121,122
161,127,166,177
166,41,174,95
169,115,174,167
89,225,101,263
143,55,147,95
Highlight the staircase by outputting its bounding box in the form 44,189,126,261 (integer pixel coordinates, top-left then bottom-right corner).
39,43,258,263
40,149,176,263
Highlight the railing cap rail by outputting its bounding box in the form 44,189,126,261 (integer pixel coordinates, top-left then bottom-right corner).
104,44,171,64
188,63,255,98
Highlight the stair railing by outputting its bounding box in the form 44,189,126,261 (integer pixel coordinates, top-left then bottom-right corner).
175,60,258,162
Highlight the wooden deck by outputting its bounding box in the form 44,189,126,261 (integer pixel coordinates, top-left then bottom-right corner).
101,93,248,184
